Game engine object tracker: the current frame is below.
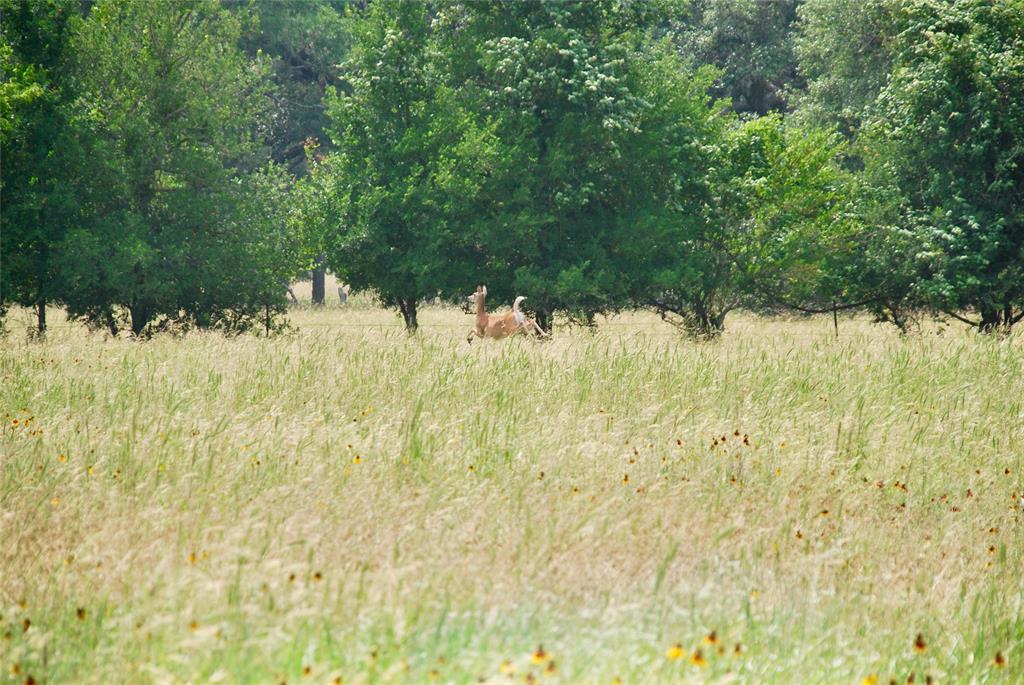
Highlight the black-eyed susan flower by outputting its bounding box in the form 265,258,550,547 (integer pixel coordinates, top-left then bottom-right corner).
428,669,440,680
76,608,86,620
994,651,1006,667
544,660,557,677
622,474,629,485
861,676,878,685
702,631,718,646
500,660,515,675
913,633,926,653
665,643,684,661
531,645,548,664
690,649,707,668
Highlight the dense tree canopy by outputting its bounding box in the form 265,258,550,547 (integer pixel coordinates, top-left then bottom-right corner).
672,0,803,116
3,0,1023,337
0,0,83,333
793,0,900,137
862,0,1024,331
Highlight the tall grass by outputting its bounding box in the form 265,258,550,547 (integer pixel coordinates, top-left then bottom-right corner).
1,305,1022,684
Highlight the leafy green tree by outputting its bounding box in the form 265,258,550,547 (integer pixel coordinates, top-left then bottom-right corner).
443,0,693,331
59,0,296,336
321,0,498,331
793,0,901,138
726,117,853,313
671,0,803,116
227,0,353,304
0,0,85,335
229,0,351,174
862,0,1024,331
604,45,732,338
633,108,856,338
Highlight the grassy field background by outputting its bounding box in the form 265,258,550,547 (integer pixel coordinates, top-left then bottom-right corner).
2,298,1022,684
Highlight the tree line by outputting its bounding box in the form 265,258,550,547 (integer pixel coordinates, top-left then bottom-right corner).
2,0,1022,337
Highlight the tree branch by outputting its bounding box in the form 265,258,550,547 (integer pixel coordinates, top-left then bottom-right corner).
942,309,980,327
779,297,879,314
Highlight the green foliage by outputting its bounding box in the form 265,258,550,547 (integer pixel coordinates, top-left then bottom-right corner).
320,0,496,331
227,0,351,174
671,0,803,115
0,0,84,331
450,0,704,328
6,0,1023,340
793,0,901,138
59,0,297,335
635,109,854,337
862,0,1024,330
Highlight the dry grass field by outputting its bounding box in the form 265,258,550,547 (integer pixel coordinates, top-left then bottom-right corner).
2,298,1022,684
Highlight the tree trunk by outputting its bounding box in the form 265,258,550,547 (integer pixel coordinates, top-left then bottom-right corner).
311,261,326,306
534,308,553,337
979,305,1002,333
36,233,48,336
36,299,46,336
689,299,726,340
396,298,418,333
129,303,149,337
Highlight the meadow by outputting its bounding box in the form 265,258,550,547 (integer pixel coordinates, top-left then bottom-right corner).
1,297,1022,684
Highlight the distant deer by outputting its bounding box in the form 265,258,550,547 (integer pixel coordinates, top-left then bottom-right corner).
466,285,547,343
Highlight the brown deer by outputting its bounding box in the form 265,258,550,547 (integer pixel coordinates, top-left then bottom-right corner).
466,286,547,343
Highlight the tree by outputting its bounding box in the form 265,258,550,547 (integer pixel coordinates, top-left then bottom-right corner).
227,0,353,305
0,0,85,335
793,0,901,139
861,0,1024,332
603,44,734,338
671,0,803,116
443,0,693,332
60,0,296,336
320,0,498,331
630,107,857,338
228,0,351,174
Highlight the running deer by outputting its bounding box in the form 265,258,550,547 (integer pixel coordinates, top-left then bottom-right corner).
466,286,547,343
